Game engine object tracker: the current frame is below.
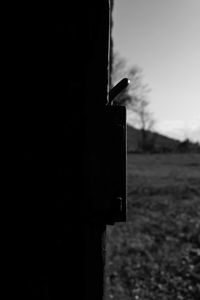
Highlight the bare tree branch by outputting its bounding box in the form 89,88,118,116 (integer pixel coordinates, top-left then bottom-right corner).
112,53,156,150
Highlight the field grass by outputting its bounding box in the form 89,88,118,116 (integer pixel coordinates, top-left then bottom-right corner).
105,153,200,300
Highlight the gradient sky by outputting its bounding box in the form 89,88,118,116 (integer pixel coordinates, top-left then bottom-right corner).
113,0,200,142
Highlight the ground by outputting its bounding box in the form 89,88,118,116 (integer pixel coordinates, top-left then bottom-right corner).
105,153,200,300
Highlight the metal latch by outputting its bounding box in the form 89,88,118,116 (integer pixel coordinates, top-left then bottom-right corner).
84,78,129,224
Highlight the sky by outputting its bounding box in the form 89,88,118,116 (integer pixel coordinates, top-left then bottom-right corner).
113,0,200,142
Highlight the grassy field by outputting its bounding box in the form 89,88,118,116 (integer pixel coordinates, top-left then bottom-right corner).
105,153,200,300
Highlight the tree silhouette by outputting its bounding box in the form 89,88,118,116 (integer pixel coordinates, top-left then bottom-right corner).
111,53,155,149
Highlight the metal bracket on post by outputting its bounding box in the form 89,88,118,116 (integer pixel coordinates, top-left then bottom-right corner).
84,78,129,225
105,78,129,224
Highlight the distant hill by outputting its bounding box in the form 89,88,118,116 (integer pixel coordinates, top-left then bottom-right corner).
127,124,200,153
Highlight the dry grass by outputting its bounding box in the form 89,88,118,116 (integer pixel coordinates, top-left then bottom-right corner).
105,153,200,300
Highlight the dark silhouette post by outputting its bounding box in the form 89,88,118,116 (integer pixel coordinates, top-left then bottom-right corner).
7,1,126,299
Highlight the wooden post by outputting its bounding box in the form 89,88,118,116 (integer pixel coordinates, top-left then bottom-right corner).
8,1,111,299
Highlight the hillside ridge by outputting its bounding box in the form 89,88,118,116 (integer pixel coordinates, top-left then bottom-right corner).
127,124,200,153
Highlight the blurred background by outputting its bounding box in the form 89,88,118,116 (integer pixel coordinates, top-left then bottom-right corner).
112,0,200,144
105,1,200,299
